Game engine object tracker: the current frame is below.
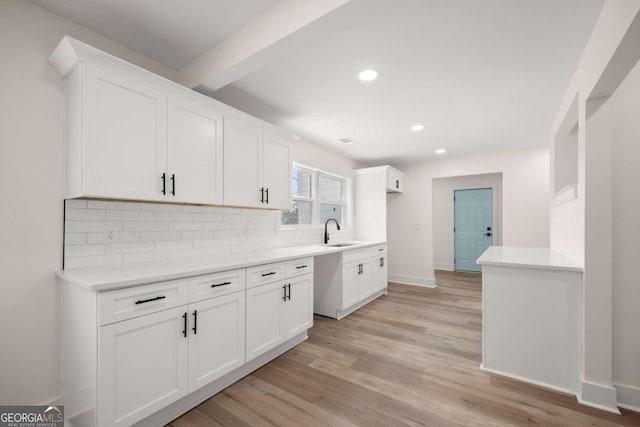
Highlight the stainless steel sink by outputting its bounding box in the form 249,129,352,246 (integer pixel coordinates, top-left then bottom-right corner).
327,243,357,247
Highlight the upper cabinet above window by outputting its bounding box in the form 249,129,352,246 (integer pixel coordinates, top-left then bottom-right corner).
386,166,405,193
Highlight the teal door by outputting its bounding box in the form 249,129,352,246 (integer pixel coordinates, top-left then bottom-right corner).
454,188,493,272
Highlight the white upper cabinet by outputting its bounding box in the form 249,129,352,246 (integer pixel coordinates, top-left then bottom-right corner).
223,118,262,208
50,37,292,210
262,133,291,210
223,117,291,209
168,90,223,205
386,166,405,193
81,63,168,201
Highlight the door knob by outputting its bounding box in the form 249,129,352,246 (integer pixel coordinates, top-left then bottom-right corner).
485,232,492,237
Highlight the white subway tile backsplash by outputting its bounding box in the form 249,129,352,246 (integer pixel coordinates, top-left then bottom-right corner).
155,212,193,222
192,213,224,222
106,210,155,221
139,231,181,242
123,222,169,232
169,222,204,231
105,242,155,254
64,199,344,270
65,233,86,245
65,199,87,208
88,200,141,210
181,231,214,240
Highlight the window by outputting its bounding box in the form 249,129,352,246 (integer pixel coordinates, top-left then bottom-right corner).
281,165,345,226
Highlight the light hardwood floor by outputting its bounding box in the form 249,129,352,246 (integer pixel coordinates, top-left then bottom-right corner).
168,270,640,426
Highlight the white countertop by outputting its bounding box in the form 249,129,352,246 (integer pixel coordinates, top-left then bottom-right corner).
57,241,385,291
477,246,583,273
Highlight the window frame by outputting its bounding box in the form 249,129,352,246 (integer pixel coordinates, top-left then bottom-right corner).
281,163,347,229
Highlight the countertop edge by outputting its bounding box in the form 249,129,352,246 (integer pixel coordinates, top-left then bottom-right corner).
57,241,387,292
477,259,583,273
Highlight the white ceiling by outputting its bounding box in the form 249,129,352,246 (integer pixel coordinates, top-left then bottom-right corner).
33,0,603,164
212,0,603,164
32,0,277,68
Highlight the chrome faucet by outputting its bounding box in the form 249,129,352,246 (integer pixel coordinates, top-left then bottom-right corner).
324,218,341,244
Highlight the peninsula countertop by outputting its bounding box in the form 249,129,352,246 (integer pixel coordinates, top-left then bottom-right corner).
477,246,583,273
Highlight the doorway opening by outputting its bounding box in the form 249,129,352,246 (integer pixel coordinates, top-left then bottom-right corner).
432,173,502,273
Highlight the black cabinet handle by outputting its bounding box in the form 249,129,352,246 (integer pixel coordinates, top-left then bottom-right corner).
380,257,384,267
265,188,269,204
211,281,231,288
358,263,363,275
287,283,291,300
378,248,384,252
192,310,197,335
282,284,287,302
182,312,187,338
396,179,399,189
170,174,176,195
261,271,276,277
260,187,264,203
161,173,166,195
135,295,166,305
296,265,307,269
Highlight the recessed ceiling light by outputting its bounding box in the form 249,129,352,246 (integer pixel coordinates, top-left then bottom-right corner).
435,148,446,154
411,124,425,132
358,69,378,81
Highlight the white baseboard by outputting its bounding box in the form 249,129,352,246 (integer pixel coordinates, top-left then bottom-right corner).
579,380,621,414
480,364,577,396
388,273,436,288
434,263,453,271
616,383,640,413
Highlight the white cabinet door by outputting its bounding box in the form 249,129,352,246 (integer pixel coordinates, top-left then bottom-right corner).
223,118,262,208
168,92,223,205
373,254,388,292
246,281,287,361
262,133,291,209
282,274,313,339
188,291,245,392
386,167,404,193
98,307,188,427
342,261,360,309
357,258,375,300
83,64,167,201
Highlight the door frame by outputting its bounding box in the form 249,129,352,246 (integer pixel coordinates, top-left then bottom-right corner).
453,187,495,272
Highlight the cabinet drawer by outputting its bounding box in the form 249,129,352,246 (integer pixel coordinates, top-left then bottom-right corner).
372,245,387,256
246,261,285,289
188,269,245,303
284,257,314,277
98,280,188,326
343,247,374,264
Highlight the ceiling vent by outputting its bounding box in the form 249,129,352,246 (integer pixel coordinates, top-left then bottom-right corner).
339,137,358,144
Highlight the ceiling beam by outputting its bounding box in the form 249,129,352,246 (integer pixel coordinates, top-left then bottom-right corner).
177,0,350,91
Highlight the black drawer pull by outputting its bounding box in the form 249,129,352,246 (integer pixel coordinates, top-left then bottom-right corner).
192,310,197,335
378,248,384,251
135,295,166,305
296,265,308,269
282,284,287,302
287,283,291,300
161,173,166,195
211,281,231,288
261,272,276,277
182,312,187,338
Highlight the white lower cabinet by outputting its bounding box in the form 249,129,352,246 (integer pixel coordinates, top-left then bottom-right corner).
98,307,189,427
68,258,314,426
188,291,245,392
315,244,387,319
246,272,313,362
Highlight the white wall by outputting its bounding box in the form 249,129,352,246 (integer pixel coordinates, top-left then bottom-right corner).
0,0,359,405
387,148,549,285
547,0,640,410
432,173,503,271
610,58,640,396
